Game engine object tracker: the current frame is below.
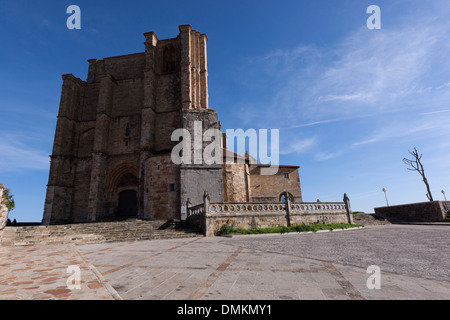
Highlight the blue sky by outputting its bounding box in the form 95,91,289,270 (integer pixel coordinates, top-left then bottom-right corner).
1,0,450,222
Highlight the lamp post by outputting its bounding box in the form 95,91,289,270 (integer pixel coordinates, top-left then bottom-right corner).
382,188,389,206
442,190,447,201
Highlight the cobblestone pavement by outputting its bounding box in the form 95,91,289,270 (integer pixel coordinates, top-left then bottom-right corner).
0,244,113,300
1,225,449,300
225,224,450,281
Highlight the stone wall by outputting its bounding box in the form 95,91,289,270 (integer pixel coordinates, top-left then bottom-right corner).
88,53,146,83
444,202,450,217
223,162,249,202
0,185,9,242
179,108,224,210
144,154,180,220
187,196,352,237
374,201,450,222
249,165,302,203
221,148,303,204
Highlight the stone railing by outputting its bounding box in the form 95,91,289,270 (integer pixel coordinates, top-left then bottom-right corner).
187,203,206,217
186,192,354,236
291,203,347,211
205,202,347,214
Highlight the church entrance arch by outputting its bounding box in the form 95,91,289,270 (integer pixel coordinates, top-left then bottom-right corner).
107,165,140,220
118,190,138,218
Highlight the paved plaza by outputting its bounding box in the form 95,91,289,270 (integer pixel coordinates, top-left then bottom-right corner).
1,224,449,300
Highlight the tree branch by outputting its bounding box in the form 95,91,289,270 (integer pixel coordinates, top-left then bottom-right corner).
403,147,433,201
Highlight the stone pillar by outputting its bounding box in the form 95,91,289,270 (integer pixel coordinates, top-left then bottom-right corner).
190,31,197,109
343,193,354,224
140,32,159,219
53,74,82,156
92,76,114,152
182,198,192,220
144,32,158,65
143,32,158,118
87,153,108,221
87,74,114,222
179,25,192,110
199,33,209,109
43,74,82,225
194,31,201,109
244,163,251,202
285,196,292,227
42,156,74,224
203,191,210,215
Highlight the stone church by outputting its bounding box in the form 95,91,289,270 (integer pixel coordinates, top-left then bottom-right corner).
42,25,302,225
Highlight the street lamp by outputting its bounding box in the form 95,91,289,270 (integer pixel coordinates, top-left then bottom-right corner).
382,188,389,206
442,190,447,201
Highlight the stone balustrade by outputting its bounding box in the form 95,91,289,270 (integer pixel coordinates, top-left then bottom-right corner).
187,192,353,236
208,202,347,213
187,203,206,216
188,202,347,216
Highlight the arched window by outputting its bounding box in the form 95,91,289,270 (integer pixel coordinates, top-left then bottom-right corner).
280,192,294,203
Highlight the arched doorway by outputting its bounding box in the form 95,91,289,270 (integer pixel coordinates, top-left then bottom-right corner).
118,190,138,218
106,165,140,220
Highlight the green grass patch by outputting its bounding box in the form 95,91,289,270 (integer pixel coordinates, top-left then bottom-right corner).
220,223,362,235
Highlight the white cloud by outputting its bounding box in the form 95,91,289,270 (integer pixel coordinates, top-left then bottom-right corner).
317,93,375,103
314,152,341,162
246,13,450,127
352,113,450,147
280,137,317,155
260,44,321,66
420,109,450,115
435,81,450,90
308,25,447,117
0,138,50,172
288,117,343,129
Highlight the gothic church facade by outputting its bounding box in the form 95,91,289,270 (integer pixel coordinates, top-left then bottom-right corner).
42,25,302,225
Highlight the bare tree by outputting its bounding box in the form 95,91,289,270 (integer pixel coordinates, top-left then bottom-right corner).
403,147,433,201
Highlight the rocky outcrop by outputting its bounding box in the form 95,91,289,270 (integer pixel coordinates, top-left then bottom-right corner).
0,185,10,241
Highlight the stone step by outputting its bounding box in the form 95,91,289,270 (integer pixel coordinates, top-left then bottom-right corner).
0,219,203,246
